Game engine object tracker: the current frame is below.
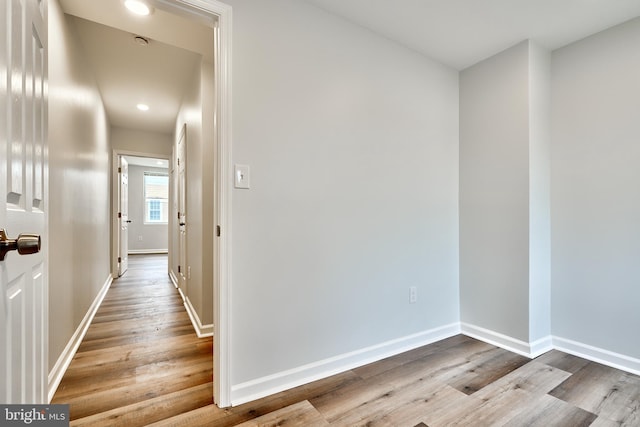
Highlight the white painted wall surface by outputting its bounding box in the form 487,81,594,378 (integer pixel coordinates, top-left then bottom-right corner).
174,58,215,327
201,61,215,326
528,42,551,343
48,3,111,370
225,0,459,394
459,42,531,342
111,126,172,157
551,18,640,359
127,165,169,252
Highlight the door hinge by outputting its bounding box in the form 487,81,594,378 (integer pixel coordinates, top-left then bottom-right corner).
118,212,122,218
118,167,121,173
216,225,221,237
177,158,180,166
118,257,121,263
177,211,181,219
178,265,181,273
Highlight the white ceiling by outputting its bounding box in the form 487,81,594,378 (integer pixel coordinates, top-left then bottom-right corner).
58,0,640,135
60,0,214,134
302,0,640,70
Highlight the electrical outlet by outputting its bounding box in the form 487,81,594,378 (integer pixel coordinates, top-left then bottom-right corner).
409,286,417,303
138,235,143,241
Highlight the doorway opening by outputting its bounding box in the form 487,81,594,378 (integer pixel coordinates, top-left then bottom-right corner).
67,0,232,408
114,154,170,278
112,152,171,279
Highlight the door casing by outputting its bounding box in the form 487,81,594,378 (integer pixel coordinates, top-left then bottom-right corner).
117,156,129,277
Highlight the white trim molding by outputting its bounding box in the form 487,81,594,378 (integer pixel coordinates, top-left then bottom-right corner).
169,270,179,289
552,336,640,377
128,249,168,255
461,323,553,358
48,274,113,402
230,323,461,406
460,324,640,376
184,297,214,337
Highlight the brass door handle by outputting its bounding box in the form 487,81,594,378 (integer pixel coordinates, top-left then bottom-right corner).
0,229,41,261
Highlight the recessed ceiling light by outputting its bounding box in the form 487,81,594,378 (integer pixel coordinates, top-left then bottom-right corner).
124,0,153,16
137,103,149,111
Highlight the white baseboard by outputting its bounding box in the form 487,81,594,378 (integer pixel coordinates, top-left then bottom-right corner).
184,297,214,338
128,249,168,255
529,335,554,358
48,274,113,403
460,323,640,376
230,322,461,406
461,323,553,358
169,270,179,289
552,336,640,376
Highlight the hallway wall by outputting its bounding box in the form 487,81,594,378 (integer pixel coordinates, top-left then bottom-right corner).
111,126,172,158
173,59,214,330
48,1,111,371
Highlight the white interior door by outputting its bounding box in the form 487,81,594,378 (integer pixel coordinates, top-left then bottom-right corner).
177,127,187,295
118,156,129,276
0,0,48,404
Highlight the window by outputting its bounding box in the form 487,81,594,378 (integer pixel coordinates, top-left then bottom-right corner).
144,172,169,223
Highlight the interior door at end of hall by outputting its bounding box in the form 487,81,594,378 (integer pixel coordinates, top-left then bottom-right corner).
0,0,48,404
119,156,129,276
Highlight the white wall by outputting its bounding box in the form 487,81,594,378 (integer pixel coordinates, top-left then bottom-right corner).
225,0,459,402
174,58,214,329
551,17,640,359
459,40,551,349
127,165,169,252
48,2,111,370
201,61,215,327
111,126,172,157
528,42,551,343
459,42,531,342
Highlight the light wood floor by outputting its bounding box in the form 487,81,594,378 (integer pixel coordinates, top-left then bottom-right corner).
53,255,640,426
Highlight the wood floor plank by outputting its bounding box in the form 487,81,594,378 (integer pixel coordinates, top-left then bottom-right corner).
146,405,228,427
549,361,640,424
69,383,213,427
351,334,476,380
472,361,572,399
234,401,329,427
446,347,530,395
534,349,592,374
63,359,213,419
503,394,597,427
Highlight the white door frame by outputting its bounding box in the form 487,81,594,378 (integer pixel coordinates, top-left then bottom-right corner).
111,150,172,279
117,156,130,277
156,0,233,408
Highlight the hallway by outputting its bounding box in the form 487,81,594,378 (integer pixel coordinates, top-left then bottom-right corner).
52,254,213,425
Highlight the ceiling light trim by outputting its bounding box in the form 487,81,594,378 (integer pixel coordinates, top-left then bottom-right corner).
124,0,155,16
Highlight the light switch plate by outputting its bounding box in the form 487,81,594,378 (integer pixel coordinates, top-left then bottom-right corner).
235,164,250,189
